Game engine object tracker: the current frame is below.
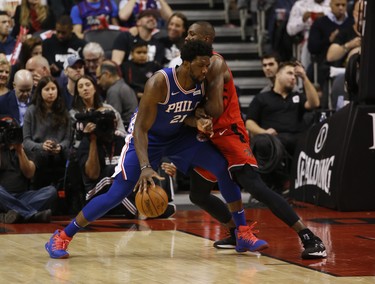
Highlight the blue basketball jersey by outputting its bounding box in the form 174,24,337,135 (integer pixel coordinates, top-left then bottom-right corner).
129,67,205,141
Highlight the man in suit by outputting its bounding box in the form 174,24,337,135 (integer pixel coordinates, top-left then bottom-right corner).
0,70,33,126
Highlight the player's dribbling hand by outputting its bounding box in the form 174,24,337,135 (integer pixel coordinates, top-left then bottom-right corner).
134,168,165,193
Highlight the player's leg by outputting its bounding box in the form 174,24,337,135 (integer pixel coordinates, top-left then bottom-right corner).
190,144,269,252
233,165,327,259
45,172,136,259
189,170,233,225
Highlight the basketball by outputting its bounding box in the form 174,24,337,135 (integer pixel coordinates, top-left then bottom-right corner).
135,185,168,218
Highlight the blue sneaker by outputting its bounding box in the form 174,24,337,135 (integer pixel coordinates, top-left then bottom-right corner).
235,222,269,252
45,230,72,259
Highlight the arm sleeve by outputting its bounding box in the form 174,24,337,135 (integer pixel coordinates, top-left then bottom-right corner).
70,5,83,25
286,3,306,36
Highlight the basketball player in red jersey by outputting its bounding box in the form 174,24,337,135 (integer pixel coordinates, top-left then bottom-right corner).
185,21,327,259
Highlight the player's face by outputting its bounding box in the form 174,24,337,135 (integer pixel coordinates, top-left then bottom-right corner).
276,65,296,92
262,58,278,79
185,24,206,43
189,56,210,83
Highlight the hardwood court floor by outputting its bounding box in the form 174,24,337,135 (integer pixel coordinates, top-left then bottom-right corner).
1,201,375,283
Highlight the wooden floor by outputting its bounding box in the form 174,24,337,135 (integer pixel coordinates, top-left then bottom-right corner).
1,201,375,283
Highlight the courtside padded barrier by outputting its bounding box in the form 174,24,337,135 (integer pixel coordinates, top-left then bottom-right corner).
291,103,375,211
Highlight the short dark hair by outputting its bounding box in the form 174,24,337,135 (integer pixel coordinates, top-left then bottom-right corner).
277,61,297,72
56,15,73,27
100,60,121,77
180,40,212,62
0,11,8,17
261,52,280,64
131,38,148,51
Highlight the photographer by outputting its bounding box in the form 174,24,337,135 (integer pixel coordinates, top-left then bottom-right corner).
0,116,57,224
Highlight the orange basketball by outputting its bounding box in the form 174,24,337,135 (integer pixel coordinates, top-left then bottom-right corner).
135,185,168,218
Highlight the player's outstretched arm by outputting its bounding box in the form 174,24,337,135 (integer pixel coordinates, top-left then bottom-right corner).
204,56,226,118
133,73,166,192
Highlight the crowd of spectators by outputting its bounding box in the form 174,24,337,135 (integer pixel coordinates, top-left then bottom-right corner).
0,0,364,222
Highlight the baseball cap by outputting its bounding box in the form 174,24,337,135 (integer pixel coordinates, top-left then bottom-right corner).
137,9,160,20
64,55,84,70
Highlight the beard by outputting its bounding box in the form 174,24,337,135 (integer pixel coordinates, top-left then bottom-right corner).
284,85,294,93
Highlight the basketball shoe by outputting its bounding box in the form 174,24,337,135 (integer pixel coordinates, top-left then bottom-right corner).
213,228,236,249
301,235,327,259
235,222,269,252
45,230,72,259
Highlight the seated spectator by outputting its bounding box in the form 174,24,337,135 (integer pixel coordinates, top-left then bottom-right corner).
308,0,353,108
159,12,188,66
82,42,105,78
0,69,33,126
121,39,161,100
25,55,51,87
7,36,42,88
23,76,71,189
326,0,361,66
61,55,85,110
286,0,330,68
42,15,87,77
0,10,16,57
118,0,172,28
96,60,138,129
11,0,55,38
112,9,165,66
326,0,362,108
0,53,10,95
70,0,120,39
246,61,320,193
0,115,57,224
246,61,320,156
259,53,281,93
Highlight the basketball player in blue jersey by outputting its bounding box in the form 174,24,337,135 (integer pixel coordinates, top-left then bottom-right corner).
45,40,268,259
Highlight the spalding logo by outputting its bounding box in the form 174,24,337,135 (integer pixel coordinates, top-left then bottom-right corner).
314,123,329,153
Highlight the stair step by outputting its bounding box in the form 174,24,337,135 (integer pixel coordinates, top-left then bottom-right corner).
175,10,240,22
226,60,261,71
213,42,258,54
234,77,268,89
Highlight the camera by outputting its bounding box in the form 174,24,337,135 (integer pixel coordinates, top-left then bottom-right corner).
0,116,23,146
75,110,116,140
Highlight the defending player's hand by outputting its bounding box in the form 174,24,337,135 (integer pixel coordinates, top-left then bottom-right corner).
161,162,177,176
195,106,212,119
197,117,214,137
134,168,165,193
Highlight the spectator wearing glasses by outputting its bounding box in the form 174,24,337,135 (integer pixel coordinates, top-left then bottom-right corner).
82,42,105,78
0,69,33,126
